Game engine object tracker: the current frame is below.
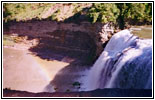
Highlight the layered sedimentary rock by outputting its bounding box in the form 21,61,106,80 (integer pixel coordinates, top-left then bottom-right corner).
4,21,115,63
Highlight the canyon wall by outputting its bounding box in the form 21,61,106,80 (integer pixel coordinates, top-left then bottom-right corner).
4,21,115,63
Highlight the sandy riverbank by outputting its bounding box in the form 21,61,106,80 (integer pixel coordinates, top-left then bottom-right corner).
3,46,89,93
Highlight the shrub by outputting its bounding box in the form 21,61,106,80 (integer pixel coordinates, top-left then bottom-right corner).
87,3,120,23
87,3,152,28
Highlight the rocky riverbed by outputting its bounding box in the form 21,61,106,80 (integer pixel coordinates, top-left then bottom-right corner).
3,88,152,97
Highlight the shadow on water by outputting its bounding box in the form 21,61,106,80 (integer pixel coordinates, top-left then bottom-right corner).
4,31,95,92
24,8,99,92
44,62,91,92
27,36,94,92
3,6,101,92
3,5,153,94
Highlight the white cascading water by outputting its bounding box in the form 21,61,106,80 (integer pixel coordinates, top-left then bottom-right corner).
82,29,152,91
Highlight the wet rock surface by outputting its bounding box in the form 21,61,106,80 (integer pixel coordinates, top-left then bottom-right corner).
3,88,152,97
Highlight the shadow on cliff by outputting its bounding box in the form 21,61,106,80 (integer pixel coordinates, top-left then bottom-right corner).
3,6,99,64
26,7,96,64
3,7,104,93
28,36,94,92
28,31,96,63
27,33,95,92
27,8,97,92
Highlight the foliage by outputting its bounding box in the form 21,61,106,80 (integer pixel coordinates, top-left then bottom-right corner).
50,9,61,21
3,3,152,27
3,35,15,46
3,3,55,22
87,3,120,23
3,34,29,46
72,3,84,14
49,3,91,22
116,3,152,24
87,3,152,26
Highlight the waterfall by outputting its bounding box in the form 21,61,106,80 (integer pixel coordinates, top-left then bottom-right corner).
84,30,152,91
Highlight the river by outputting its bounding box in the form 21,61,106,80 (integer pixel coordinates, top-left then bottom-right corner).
131,25,152,39
3,25,152,93
3,47,88,93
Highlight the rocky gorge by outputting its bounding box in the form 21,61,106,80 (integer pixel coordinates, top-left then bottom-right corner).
4,20,115,64
3,20,152,97
3,3,152,97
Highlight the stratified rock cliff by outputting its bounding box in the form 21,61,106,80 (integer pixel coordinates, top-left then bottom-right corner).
4,21,115,64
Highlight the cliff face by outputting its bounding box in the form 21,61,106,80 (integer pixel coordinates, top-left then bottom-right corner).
4,21,114,64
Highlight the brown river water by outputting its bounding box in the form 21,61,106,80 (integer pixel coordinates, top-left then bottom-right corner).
3,47,88,93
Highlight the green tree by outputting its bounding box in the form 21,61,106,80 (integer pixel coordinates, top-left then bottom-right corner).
116,3,152,29
87,3,120,23
3,3,152,29
87,3,152,29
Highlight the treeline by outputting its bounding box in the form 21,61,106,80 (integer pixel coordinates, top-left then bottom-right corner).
87,3,152,29
3,3,152,29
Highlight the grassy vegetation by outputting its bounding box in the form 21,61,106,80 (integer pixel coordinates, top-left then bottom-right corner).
3,35,16,46
3,3,55,22
48,3,92,22
3,34,28,46
3,3,152,28
3,3,89,22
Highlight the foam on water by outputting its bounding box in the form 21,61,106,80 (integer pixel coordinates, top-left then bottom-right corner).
81,30,152,91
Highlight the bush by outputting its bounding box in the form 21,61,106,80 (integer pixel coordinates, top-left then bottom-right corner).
87,3,120,23
116,3,152,24
87,3,152,28
3,3,152,28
